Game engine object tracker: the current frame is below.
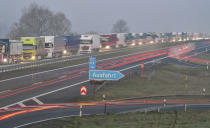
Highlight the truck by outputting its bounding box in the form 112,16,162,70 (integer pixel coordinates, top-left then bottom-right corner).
21,37,47,61
64,35,80,55
0,39,23,64
79,34,100,54
125,33,136,47
100,34,118,50
43,36,69,58
116,33,127,48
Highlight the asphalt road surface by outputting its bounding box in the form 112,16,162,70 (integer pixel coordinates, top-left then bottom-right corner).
0,41,210,127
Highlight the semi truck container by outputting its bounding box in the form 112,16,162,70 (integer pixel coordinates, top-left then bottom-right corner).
79,34,100,54
0,39,23,64
43,36,68,58
64,35,80,55
100,34,118,50
125,33,136,47
21,37,47,61
116,33,127,48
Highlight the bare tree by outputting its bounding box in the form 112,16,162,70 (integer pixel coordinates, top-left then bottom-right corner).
49,13,71,36
8,3,71,39
112,19,129,33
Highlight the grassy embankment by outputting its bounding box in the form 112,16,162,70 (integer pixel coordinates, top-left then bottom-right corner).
25,63,210,128
25,110,210,128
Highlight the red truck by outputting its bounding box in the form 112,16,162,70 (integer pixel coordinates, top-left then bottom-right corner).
100,34,118,50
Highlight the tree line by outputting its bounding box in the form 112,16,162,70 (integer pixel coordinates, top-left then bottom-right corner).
6,3,129,39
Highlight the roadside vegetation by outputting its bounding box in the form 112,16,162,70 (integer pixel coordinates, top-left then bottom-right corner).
25,110,210,128
83,64,210,101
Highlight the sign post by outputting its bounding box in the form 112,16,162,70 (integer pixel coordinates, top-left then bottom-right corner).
89,57,96,70
89,70,124,81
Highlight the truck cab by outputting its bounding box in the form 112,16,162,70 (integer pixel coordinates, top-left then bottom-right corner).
0,39,22,64
21,37,46,61
43,36,54,58
0,40,8,64
79,34,100,54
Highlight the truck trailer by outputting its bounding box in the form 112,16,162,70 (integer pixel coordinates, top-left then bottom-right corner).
116,33,127,48
21,37,47,61
100,34,118,50
0,39,23,64
64,35,80,55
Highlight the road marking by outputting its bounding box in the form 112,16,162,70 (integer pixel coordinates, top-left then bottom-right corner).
18,102,26,107
58,75,67,79
14,114,91,128
0,90,11,94
32,82,43,85
32,97,44,105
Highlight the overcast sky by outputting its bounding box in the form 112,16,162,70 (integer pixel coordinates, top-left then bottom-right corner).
0,0,210,37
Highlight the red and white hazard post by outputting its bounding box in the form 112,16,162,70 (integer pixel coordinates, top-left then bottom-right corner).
81,86,87,96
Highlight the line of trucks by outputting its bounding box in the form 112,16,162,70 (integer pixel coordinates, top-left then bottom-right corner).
0,32,207,64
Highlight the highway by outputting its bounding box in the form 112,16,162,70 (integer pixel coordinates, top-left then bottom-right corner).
0,41,209,108
1,95,210,128
0,41,210,127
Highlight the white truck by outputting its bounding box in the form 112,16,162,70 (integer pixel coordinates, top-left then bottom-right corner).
79,34,100,54
43,36,67,58
116,33,127,48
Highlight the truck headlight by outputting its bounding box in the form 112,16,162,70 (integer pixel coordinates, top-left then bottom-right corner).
63,50,67,54
31,56,36,60
3,58,7,63
105,45,110,49
131,43,135,46
150,41,154,44
138,42,142,45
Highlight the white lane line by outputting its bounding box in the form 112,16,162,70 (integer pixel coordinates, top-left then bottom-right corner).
18,102,26,107
32,82,43,85
14,114,91,128
32,97,44,105
0,90,11,94
0,44,169,83
58,75,67,79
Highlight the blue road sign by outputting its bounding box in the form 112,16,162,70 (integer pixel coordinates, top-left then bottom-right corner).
89,57,96,70
89,70,124,80
89,57,96,61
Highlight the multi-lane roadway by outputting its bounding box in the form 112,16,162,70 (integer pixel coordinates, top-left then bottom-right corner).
0,41,210,127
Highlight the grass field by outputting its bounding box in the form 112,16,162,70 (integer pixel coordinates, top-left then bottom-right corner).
194,52,210,62
24,61,210,128
25,110,210,128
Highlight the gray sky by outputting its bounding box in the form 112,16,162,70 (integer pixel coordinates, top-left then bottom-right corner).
0,0,210,37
